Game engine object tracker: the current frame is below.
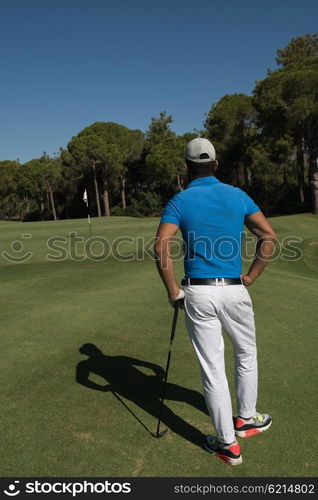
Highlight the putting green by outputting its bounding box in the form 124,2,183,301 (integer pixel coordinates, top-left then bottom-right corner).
0,214,317,477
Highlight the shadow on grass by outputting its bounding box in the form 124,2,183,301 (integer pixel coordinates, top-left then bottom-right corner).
76,343,208,448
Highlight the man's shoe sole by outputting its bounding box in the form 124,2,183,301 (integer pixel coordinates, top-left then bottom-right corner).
203,439,243,466
235,419,272,438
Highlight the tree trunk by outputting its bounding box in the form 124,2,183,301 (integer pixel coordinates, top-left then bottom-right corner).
92,162,102,217
234,161,240,186
48,185,57,221
311,171,318,214
243,165,251,187
176,174,184,192
21,196,29,220
308,145,318,214
103,181,111,216
40,195,45,221
308,148,317,184
296,132,305,206
121,175,126,210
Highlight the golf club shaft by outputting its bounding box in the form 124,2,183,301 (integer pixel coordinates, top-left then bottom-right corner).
156,302,180,437
111,390,153,436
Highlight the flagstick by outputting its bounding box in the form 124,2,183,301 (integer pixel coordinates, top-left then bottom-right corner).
87,212,92,237
85,202,92,237
83,190,92,237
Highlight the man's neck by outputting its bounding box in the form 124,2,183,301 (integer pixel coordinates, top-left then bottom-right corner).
188,173,215,182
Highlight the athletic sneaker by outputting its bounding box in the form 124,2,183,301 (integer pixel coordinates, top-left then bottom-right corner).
204,435,242,466
233,412,272,438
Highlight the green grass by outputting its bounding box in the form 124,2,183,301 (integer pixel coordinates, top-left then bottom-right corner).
0,214,317,477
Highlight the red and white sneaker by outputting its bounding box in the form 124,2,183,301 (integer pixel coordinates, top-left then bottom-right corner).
233,412,272,438
204,435,242,466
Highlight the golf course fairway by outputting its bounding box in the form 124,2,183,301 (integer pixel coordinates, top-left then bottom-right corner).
0,213,317,477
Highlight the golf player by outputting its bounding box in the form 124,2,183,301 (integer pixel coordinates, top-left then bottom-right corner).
155,138,276,465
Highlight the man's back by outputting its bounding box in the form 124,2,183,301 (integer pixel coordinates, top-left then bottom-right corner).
161,176,259,278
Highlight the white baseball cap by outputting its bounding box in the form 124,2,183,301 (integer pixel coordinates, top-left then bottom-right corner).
185,138,216,163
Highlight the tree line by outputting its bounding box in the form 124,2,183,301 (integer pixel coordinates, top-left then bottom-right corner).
1,33,317,221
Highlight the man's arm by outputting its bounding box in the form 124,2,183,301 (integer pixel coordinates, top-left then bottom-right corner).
154,222,181,300
242,211,277,286
129,357,165,379
76,362,111,392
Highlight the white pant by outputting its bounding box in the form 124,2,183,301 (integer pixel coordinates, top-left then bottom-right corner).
184,284,257,444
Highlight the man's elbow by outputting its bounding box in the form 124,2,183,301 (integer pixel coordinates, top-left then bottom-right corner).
154,239,161,258
154,239,165,260
154,238,170,262
258,230,277,242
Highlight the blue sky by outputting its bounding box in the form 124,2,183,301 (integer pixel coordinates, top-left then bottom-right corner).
1,0,317,162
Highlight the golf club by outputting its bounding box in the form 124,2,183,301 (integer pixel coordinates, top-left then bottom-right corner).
111,390,155,437
156,300,181,438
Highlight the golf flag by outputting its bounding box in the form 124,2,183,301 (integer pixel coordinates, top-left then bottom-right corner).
83,189,92,237
83,189,88,206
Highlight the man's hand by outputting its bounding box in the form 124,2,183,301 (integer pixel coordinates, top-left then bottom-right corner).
240,274,254,286
169,288,185,308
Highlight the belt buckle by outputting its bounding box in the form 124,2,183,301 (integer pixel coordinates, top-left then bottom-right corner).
215,278,225,287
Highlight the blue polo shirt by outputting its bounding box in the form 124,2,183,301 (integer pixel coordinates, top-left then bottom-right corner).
160,176,260,278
